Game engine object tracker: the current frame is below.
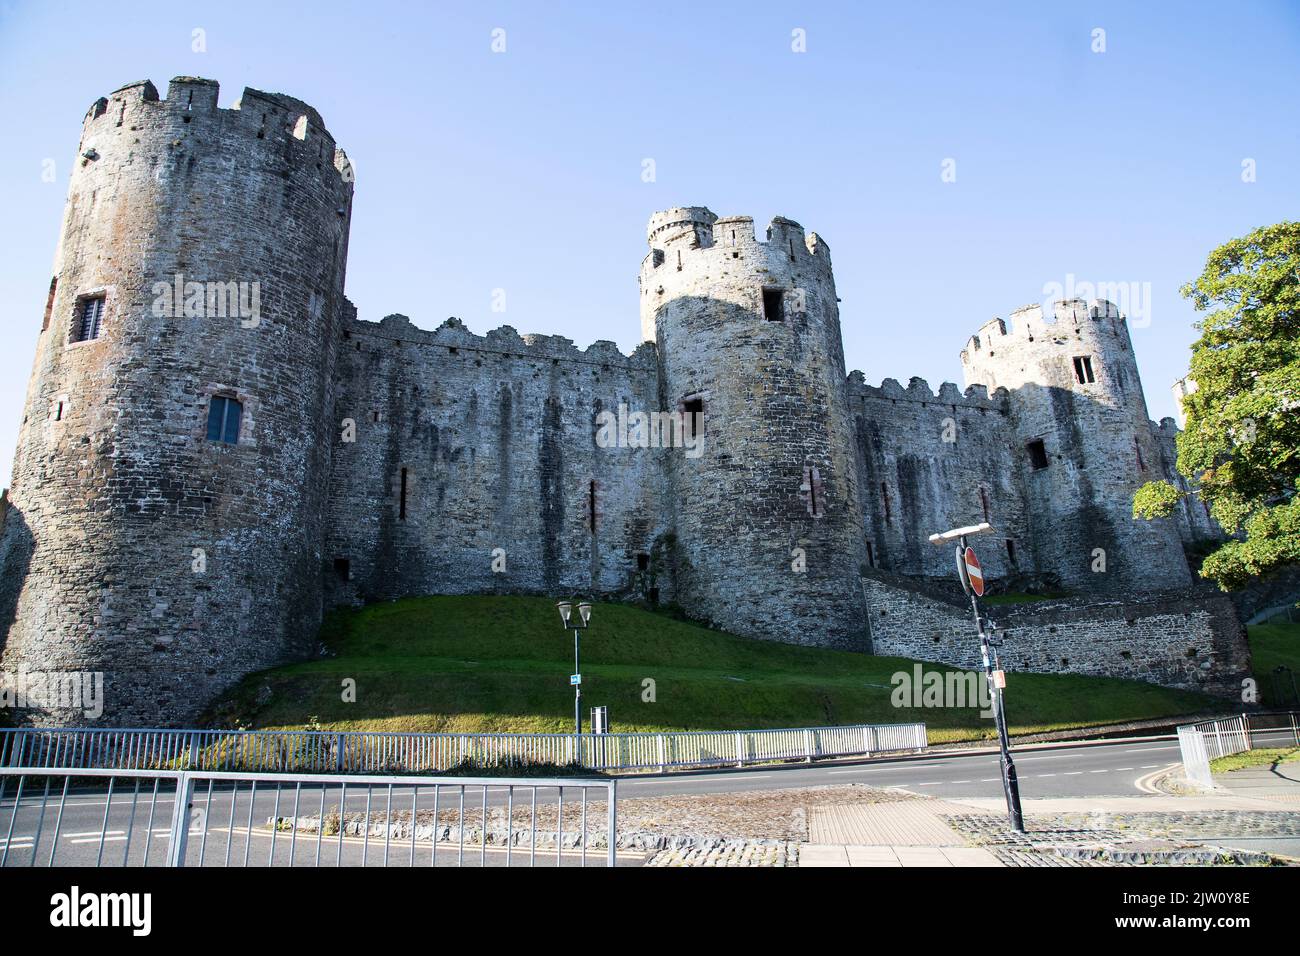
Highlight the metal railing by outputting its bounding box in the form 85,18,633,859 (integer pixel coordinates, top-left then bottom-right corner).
0,722,927,775
0,767,617,867
1176,711,1300,789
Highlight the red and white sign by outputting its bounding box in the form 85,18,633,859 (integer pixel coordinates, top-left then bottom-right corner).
964,546,985,597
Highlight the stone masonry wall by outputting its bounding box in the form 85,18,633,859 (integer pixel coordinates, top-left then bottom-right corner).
0,78,1242,727
960,301,1192,594
1150,416,1221,545
849,375,1034,582
640,209,869,650
324,314,668,604
863,573,1251,698
0,77,353,725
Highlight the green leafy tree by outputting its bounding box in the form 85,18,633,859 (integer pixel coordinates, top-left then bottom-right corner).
1133,222,1300,589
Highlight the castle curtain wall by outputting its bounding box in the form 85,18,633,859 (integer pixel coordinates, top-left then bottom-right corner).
323,315,667,605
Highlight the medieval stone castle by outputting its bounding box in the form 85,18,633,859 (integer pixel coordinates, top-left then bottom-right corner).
0,79,1249,725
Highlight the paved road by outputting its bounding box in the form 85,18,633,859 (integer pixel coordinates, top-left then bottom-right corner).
619,728,1298,801
3,729,1295,866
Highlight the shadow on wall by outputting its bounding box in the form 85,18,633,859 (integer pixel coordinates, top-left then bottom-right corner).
852,376,1196,595
0,500,34,665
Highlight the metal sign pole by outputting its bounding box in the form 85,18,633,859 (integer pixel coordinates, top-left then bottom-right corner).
960,532,1024,833
574,628,582,737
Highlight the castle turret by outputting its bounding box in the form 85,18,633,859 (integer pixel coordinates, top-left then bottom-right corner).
639,209,869,649
960,299,1190,592
0,78,354,724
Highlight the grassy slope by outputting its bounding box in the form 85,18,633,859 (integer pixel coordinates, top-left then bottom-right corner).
211,595,1216,743
1248,620,1300,706
1210,747,1300,774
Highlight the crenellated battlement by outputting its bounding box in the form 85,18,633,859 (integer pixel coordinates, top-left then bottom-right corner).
641,207,831,277
347,313,658,372
848,372,1009,411
80,76,354,189
1154,416,1181,438
959,298,1132,368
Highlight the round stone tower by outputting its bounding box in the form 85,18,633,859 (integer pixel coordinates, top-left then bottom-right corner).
960,299,1190,593
639,207,869,649
0,77,354,724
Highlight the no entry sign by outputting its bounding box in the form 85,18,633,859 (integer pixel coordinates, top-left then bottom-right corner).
963,546,984,597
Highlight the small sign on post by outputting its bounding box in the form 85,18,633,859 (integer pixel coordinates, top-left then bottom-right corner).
929,520,1024,832
963,546,984,597
570,674,582,686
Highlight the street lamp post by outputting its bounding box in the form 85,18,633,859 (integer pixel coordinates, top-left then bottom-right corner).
556,600,592,736
929,522,1025,833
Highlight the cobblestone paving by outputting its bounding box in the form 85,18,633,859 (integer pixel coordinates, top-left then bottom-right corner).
947,811,1300,845
945,814,1128,846
646,840,797,867
943,812,1295,867
991,847,1119,867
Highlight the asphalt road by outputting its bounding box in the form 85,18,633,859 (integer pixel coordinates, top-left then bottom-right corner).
3,730,1295,867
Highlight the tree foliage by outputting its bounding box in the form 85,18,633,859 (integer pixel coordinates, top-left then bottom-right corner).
1133,221,1300,589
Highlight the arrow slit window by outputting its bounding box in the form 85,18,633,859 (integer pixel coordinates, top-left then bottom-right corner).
802,466,823,516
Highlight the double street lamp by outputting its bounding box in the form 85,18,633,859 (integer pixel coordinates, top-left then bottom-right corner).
556,600,592,735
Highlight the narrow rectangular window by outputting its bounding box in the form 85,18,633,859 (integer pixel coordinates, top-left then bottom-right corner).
804,466,821,517
333,558,350,581
206,396,242,445
881,482,892,523
762,287,784,321
683,397,704,440
1006,539,1017,565
1026,439,1049,470
865,540,875,568
55,401,64,422
588,479,597,532
980,487,991,522
73,295,105,342
636,552,649,572
1135,438,1146,471
1072,355,1095,384
399,467,409,520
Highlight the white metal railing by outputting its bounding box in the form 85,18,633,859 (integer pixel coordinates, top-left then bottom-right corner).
0,766,617,867
1176,711,1300,789
1176,725,1215,788
0,722,927,775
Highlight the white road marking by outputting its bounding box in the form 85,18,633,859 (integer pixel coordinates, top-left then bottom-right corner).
1036,773,1057,778
1064,772,1083,776
1089,769,1109,774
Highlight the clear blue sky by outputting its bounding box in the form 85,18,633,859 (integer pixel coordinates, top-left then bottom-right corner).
1,1,1297,486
